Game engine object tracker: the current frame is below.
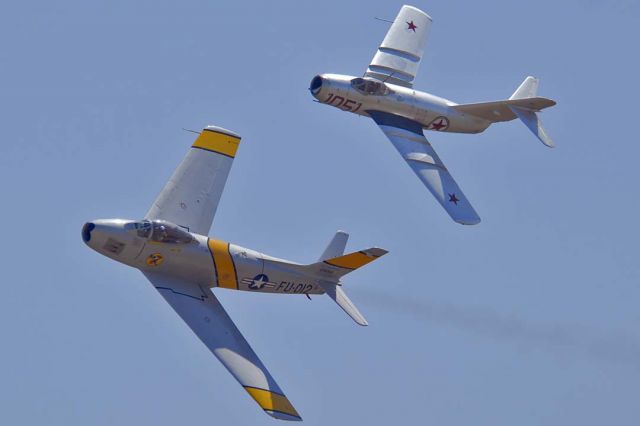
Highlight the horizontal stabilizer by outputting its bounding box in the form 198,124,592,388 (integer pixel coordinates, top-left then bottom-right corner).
509,106,554,148
323,247,388,273
320,281,368,326
455,76,556,147
291,243,386,326
317,248,384,325
272,247,388,281
504,76,555,147
453,97,556,122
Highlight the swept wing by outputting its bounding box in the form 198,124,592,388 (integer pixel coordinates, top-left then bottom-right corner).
146,126,240,235
143,272,302,421
365,5,432,88
368,111,480,225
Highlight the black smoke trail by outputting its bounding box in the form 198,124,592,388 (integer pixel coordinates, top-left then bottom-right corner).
356,290,640,370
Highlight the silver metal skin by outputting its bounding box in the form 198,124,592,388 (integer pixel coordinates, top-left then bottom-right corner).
309,5,556,225
81,125,387,420
310,73,491,134
82,218,327,295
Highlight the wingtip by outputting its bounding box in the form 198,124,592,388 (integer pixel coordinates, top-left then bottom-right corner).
264,410,303,421
203,125,241,139
245,387,301,421
455,217,481,226
369,247,389,257
402,5,433,22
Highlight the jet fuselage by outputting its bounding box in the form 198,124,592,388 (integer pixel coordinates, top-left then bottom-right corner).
82,219,326,295
309,73,491,134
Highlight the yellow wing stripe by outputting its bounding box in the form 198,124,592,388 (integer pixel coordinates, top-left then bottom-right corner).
324,251,380,270
208,239,238,289
192,128,241,158
244,387,300,419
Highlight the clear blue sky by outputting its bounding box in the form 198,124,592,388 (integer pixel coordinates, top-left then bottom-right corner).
1,1,639,424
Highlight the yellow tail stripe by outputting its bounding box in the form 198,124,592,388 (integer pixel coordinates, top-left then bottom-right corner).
244,387,300,418
324,251,379,270
208,239,238,289
192,128,241,158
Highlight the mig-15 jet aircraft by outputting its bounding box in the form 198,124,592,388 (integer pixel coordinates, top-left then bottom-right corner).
82,126,387,421
310,5,557,225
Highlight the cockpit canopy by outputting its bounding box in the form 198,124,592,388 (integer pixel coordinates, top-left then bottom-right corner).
125,220,193,244
350,78,391,96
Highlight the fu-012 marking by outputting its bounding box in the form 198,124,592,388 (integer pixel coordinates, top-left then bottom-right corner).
276,281,314,294
242,275,315,294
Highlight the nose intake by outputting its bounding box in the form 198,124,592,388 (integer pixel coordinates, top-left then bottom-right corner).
82,222,95,243
309,75,323,94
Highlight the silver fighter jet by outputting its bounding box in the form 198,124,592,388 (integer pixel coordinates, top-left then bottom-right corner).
310,5,557,225
82,126,387,421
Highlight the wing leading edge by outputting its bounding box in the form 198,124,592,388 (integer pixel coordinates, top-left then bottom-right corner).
368,111,480,225
145,126,241,236
143,272,302,421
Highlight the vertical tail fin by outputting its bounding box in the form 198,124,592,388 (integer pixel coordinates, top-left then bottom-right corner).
509,76,555,148
319,247,387,326
318,231,349,261
313,235,388,327
510,76,539,100
320,282,369,326
509,106,555,148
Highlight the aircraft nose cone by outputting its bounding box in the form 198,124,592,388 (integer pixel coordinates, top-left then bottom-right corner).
81,222,95,244
309,75,323,95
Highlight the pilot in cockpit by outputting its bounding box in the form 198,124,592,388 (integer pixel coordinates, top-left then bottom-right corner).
350,77,392,96
125,220,193,244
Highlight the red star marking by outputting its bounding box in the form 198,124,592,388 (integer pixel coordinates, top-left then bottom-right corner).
407,21,417,32
430,119,447,131
448,193,460,205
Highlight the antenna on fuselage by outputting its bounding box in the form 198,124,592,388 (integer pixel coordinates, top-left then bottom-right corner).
181,128,200,135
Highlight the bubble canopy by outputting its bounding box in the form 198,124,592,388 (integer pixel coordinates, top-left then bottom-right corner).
125,220,193,244
350,77,391,96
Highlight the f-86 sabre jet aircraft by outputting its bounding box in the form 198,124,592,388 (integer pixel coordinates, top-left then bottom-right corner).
310,5,557,225
82,126,386,421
